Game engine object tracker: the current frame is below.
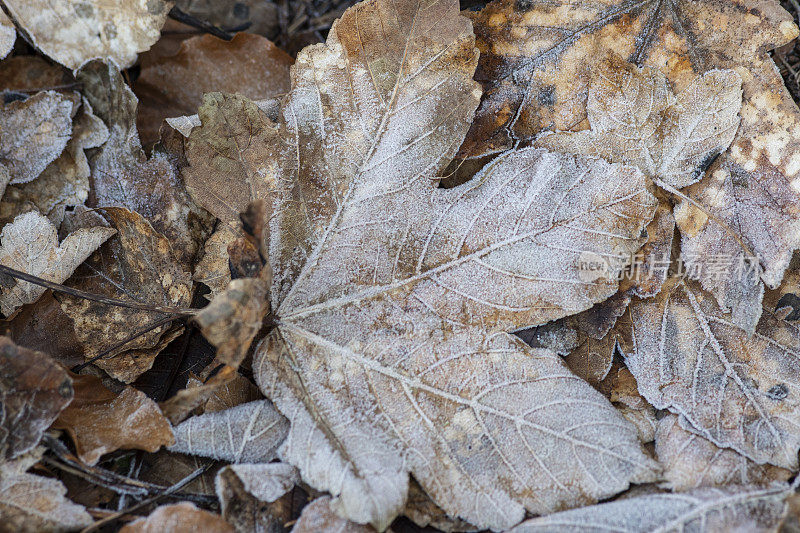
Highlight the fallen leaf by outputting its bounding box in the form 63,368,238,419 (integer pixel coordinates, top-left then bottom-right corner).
0,210,115,316
119,502,233,533
169,399,289,463
52,372,175,465
58,207,191,383
619,196,676,299
0,337,73,461
402,480,477,533
0,56,72,93
215,462,298,533
537,57,742,190
194,278,270,367
135,33,292,145
0,451,93,532
193,226,239,297
627,276,800,468
139,450,220,497
0,11,15,60
78,60,213,268
655,413,792,491
292,497,379,533
0,91,74,184
187,372,263,414
2,0,171,70
509,483,791,532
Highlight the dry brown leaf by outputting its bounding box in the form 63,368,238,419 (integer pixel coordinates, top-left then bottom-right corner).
186,372,263,414
194,226,239,297
0,91,74,184
119,502,233,533
466,0,800,334
0,452,93,532
509,483,792,532
194,278,270,367
402,480,477,533
655,413,792,491
292,497,379,533
0,210,114,316
169,399,289,463
536,57,742,190
0,97,109,224
0,11,15,60
0,337,73,461
2,0,171,70
215,462,298,533
0,56,72,93
52,372,174,466
627,276,800,468
135,33,292,145
58,207,191,383
78,60,213,267
139,450,220,497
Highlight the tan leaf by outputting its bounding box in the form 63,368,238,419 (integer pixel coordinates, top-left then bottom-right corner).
0,337,73,461
193,226,238,298
0,91,74,184
194,278,270,367
0,211,114,316
52,372,174,465
187,372,263,415
627,276,800,468
655,413,791,491
0,56,71,93
466,0,800,334
215,462,298,533
135,33,292,145
0,10,15,60
509,483,791,532
119,502,233,533
0,453,93,532
78,60,214,267
2,0,171,70
169,399,289,463
58,207,191,383
537,57,742,189
293,497,379,533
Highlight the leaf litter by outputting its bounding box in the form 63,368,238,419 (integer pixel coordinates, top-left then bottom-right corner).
2,0,800,531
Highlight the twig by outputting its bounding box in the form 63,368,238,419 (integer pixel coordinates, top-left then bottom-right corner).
80,466,209,533
168,6,234,40
0,264,198,316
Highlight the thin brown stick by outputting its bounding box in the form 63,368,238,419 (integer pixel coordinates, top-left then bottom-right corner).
0,264,198,316
168,6,234,40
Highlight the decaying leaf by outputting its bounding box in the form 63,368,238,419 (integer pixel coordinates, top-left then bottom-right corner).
135,33,292,145
0,11,14,60
292,497,378,533
627,276,800,468
194,278,270,367
59,207,191,383
119,502,233,533
169,399,289,463
0,452,93,532
0,337,73,461
2,0,171,70
509,483,792,532
78,60,212,267
52,372,174,465
215,462,298,533
536,57,742,190
0,91,74,185
655,413,792,491
0,210,114,316
193,226,239,298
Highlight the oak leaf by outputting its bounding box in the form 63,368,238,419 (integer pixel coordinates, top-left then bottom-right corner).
52,372,175,465
627,276,800,468
0,211,115,316
655,413,792,491
509,483,792,532
1,0,171,70
0,337,73,462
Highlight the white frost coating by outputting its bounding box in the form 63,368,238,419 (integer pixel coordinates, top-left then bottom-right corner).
216,463,299,504
510,484,791,532
0,211,115,315
3,0,170,70
0,10,15,59
628,277,800,469
169,400,289,463
166,98,279,138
